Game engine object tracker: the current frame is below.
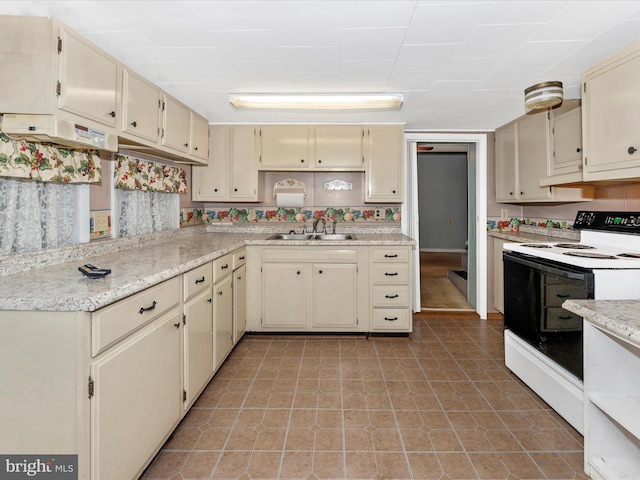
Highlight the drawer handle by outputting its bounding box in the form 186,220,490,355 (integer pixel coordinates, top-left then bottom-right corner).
556,294,571,298
384,317,398,321
221,264,229,270
385,294,399,299
174,323,180,329
138,300,157,314
239,256,245,260
384,254,398,258
385,272,398,276
559,315,572,320
195,276,205,284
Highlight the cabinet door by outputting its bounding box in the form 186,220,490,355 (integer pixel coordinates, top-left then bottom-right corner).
161,94,190,153
213,275,233,370
184,288,213,408
493,239,505,313
583,46,640,180
189,111,210,161
312,264,357,329
365,126,403,202
260,125,311,169
192,125,227,201
551,107,582,176
121,69,160,143
262,263,307,328
57,27,117,127
517,113,552,201
314,125,364,169
90,310,182,480
233,265,247,343
230,126,260,200
494,122,518,202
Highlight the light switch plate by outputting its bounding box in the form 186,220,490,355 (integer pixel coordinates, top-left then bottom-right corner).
501,209,509,220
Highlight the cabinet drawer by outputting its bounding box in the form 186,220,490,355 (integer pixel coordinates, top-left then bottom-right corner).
372,286,409,307
213,253,233,282
543,307,582,332
372,309,410,330
262,248,357,263
92,276,180,356
372,248,409,263
372,263,409,284
544,283,587,307
233,248,247,269
184,263,212,301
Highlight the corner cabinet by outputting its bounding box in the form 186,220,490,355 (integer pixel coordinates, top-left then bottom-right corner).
192,125,263,202
364,125,404,203
582,40,640,181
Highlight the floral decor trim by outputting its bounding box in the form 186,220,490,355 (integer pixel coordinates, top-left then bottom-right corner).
487,217,573,231
113,154,187,194
0,133,101,183
180,207,401,226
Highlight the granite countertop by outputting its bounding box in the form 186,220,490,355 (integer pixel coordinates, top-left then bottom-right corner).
563,299,640,348
0,231,415,312
487,225,580,243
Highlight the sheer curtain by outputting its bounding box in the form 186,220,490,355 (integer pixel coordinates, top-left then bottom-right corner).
114,188,179,237
0,177,80,255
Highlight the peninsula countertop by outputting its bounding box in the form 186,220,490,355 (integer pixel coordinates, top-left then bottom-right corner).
563,299,640,348
0,230,415,312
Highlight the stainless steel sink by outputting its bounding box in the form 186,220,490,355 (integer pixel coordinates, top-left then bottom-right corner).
267,233,315,240
266,233,356,241
313,234,356,240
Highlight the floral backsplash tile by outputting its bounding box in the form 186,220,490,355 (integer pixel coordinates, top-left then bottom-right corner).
181,206,401,226
487,216,574,231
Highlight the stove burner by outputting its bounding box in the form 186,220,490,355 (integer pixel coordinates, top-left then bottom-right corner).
617,253,640,258
555,243,594,249
562,251,619,259
521,244,552,248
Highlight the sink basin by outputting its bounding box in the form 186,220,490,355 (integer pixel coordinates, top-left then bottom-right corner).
314,234,356,240
267,233,314,240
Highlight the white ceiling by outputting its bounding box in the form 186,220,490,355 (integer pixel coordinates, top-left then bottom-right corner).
3,1,640,130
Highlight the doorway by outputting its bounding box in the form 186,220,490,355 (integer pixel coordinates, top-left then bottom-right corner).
417,144,473,310
402,133,488,319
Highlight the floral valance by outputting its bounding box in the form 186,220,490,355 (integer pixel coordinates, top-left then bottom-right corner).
113,154,187,194
0,133,101,183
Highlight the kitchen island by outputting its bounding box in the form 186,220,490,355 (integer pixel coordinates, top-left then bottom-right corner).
563,299,640,480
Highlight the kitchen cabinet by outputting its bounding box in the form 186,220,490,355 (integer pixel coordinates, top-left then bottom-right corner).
370,247,412,333
119,67,161,144
189,111,210,161
213,253,234,370
584,321,640,479
494,113,593,203
314,125,364,169
543,105,583,184
192,125,263,202
233,249,247,343
493,238,506,313
182,263,213,409
582,40,640,181
249,247,366,332
260,125,312,169
161,93,191,155
364,125,404,203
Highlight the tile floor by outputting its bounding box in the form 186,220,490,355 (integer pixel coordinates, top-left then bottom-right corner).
141,316,587,480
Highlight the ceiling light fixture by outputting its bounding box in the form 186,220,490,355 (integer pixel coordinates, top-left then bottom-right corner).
229,93,404,110
524,81,563,110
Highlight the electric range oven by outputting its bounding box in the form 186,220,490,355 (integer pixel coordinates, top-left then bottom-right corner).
502,211,640,434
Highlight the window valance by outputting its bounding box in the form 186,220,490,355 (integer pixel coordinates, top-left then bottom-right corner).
0,133,101,183
113,154,187,194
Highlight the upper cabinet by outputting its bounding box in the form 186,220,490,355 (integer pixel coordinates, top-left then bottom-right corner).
495,111,593,204
119,68,161,144
161,94,191,155
582,40,640,181
364,125,404,203
544,104,583,184
189,112,210,162
260,125,312,169
314,125,364,169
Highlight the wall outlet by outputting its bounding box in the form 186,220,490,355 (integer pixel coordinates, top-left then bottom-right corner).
500,209,509,220
374,208,385,219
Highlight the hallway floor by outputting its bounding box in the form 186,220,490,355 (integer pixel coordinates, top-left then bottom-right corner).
420,252,473,310
142,317,586,480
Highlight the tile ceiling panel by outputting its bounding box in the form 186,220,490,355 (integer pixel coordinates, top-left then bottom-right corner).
2,0,640,129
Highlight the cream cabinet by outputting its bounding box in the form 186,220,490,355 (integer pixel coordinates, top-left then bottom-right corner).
364,125,404,203
260,125,312,169
213,253,234,370
494,113,593,203
582,40,640,181
370,247,412,333
161,93,191,155
492,238,506,313
189,111,210,161
249,247,366,332
192,125,263,202
182,263,213,409
548,106,583,180
233,249,247,343
314,125,364,169
119,67,161,144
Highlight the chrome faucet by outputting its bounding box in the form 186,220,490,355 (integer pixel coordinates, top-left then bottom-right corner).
331,219,337,234
313,217,326,233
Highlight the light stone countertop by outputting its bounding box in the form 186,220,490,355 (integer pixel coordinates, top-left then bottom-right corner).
563,299,640,348
487,225,580,243
0,230,415,312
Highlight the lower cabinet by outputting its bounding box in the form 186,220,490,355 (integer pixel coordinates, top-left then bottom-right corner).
233,264,247,343
213,252,234,370
370,247,412,333
493,238,506,313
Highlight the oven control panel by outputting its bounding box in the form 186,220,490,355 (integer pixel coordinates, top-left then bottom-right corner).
574,210,640,232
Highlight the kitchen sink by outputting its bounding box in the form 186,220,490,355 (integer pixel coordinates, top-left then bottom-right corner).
266,233,356,241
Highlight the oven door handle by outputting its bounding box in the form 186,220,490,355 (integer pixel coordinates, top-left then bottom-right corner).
503,252,589,282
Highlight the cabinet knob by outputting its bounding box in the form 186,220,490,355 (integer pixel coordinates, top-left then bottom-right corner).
576,147,581,153
194,146,198,151
296,271,301,275
184,143,189,148
318,159,322,164
392,190,396,194
300,159,305,163
108,111,116,118
234,188,238,192
629,146,637,154
319,270,323,274
130,121,137,127
214,188,218,192
174,323,180,329
207,298,212,303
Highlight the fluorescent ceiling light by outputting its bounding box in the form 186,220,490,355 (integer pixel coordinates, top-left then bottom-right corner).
229,94,403,110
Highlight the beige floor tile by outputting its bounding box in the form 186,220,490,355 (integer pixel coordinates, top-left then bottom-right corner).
437,452,479,479
374,451,411,479
194,428,231,451
246,451,282,479
345,451,378,479
406,452,442,479
313,451,345,479
467,452,509,479
142,452,189,479
211,451,251,478
181,451,220,479
497,452,545,479
280,451,313,479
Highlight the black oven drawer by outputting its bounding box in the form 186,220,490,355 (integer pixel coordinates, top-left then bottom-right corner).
543,307,583,332
544,281,588,307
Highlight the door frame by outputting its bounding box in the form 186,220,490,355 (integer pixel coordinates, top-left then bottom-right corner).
403,132,488,319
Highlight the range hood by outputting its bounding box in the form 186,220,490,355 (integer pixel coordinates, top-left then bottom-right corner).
1,113,118,152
